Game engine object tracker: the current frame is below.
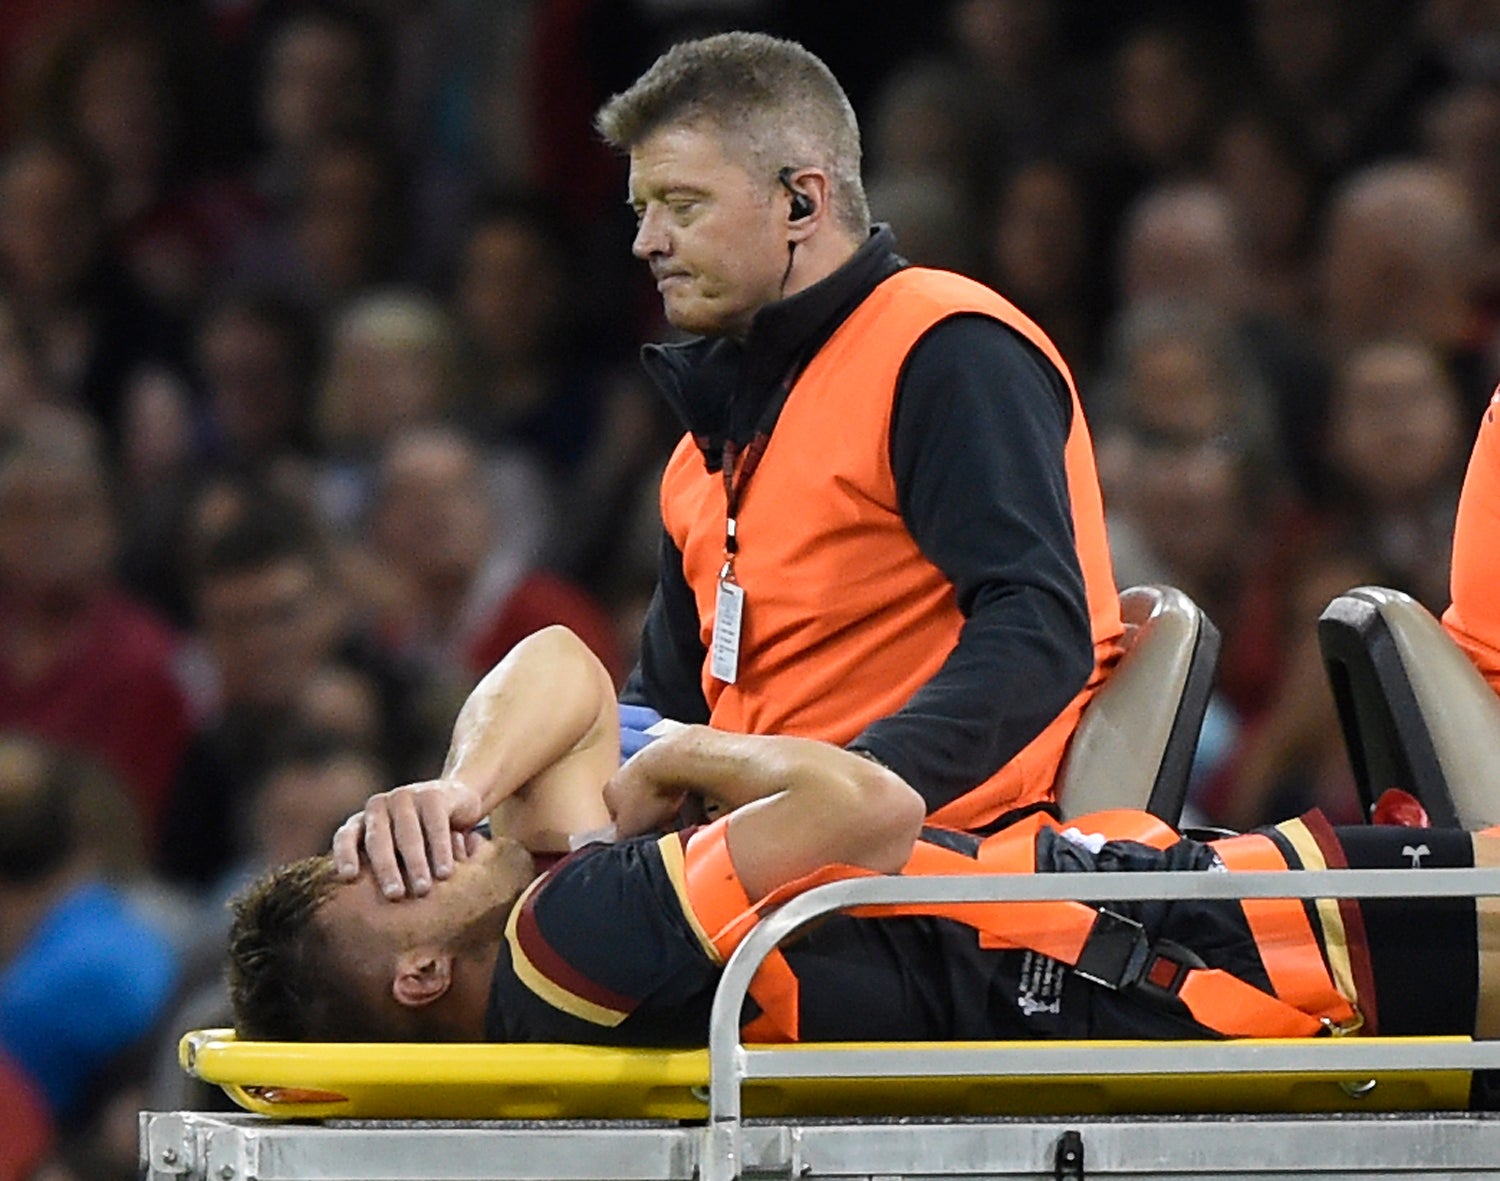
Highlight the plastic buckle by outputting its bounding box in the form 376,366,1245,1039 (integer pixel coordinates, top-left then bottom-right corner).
1131,938,1207,1005
1072,909,1152,990
1073,912,1207,1005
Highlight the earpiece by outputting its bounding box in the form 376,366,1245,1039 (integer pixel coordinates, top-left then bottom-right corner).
778,167,815,221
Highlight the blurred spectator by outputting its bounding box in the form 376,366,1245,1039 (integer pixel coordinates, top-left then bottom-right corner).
368,423,625,689
978,157,1103,383
1117,181,1248,312
311,286,555,566
449,197,661,568
1247,0,1433,174
157,480,442,890
1095,303,1283,618
1095,302,1282,606
299,656,386,745
296,135,409,298
1210,105,1326,329
1317,157,1492,412
1091,301,1293,818
865,172,978,277
314,287,459,524
220,2,410,308
1420,81,1500,330
0,132,188,447
1211,341,1466,831
29,6,256,316
316,287,457,451
443,0,535,194
1087,18,1230,259
1109,19,1225,179
451,195,626,475
247,0,390,211
328,0,507,280
1320,338,1466,610
232,132,410,310
0,404,192,842
115,291,319,628
195,291,317,468
1116,180,1333,503
938,0,1088,191
0,733,179,1127
866,59,978,196
0,0,123,144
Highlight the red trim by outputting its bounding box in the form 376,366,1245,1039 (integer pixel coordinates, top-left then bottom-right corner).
514,881,638,1015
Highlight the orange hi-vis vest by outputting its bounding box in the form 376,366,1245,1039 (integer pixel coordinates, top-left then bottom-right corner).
1444,386,1500,691
678,811,1358,1044
659,268,1123,829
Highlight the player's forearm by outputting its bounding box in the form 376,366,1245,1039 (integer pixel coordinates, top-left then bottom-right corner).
620,726,805,809
442,625,618,813
627,726,909,820
633,728,925,894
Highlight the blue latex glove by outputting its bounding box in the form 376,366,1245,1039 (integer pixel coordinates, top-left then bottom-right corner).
618,703,684,760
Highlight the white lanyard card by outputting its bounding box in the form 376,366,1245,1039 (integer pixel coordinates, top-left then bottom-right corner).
710,576,744,683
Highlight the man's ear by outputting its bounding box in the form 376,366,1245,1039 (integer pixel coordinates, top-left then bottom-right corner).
391,950,454,1008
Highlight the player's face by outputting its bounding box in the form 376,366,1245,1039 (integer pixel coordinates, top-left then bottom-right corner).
322,835,535,968
628,124,791,340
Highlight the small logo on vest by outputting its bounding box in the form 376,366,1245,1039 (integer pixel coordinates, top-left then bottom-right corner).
1402,843,1430,868
1017,950,1065,1017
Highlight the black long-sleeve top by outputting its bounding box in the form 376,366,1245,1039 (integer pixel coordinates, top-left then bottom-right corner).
621,227,1095,814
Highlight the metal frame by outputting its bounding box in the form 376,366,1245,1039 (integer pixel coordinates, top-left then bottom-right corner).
140,1109,1500,1180
143,866,1500,1180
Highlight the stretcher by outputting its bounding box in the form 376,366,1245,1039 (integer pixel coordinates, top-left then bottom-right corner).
141,866,1500,1179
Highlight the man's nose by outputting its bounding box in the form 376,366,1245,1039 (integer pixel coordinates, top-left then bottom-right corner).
632,207,669,259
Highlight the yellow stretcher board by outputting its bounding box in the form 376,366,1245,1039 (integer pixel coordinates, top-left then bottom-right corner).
180,1029,1474,1121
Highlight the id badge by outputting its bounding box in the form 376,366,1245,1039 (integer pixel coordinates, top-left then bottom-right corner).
710,577,744,683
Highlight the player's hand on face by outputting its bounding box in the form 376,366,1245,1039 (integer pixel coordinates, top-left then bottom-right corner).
332,778,486,899
603,755,689,838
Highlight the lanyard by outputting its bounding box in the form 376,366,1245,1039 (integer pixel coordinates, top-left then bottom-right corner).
717,358,805,581
707,357,806,686
719,433,769,580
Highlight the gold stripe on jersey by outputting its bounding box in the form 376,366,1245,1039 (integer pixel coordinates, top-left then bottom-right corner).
1275,816,1361,1023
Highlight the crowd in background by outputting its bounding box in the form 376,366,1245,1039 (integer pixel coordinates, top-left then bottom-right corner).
2,0,1500,1176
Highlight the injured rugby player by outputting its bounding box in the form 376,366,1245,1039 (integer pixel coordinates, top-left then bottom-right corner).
227,626,1500,1048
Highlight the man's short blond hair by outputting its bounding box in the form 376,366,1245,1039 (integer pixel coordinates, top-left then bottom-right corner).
595,31,870,236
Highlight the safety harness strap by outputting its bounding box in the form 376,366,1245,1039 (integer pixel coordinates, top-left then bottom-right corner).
1211,833,1358,1031
681,812,1351,1042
